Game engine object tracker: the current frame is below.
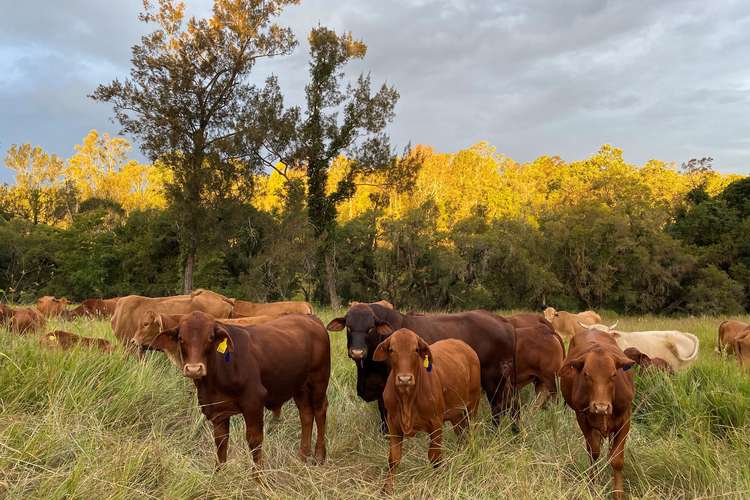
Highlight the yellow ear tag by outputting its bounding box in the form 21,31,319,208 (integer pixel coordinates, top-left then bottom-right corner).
48,335,57,342
423,355,429,368
216,338,228,354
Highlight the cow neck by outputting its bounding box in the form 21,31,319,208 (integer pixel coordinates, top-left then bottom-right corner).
394,360,435,435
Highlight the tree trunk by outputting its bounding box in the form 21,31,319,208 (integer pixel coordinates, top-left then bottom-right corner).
183,250,195,294
324,251,340,310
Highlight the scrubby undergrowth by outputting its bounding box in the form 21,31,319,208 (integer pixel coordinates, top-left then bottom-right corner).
1,313,749,499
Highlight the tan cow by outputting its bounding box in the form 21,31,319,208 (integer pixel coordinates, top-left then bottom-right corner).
230,299,314,317
36,296,70,317
583,323,699,371
735,333,750,368
0,304,46,334
717,320,750,354
543,307,602,339
111,292,233,344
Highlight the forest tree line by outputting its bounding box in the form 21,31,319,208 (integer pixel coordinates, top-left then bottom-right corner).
1,0,749,314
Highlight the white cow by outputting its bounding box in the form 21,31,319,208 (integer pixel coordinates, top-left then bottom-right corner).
580,322,700,371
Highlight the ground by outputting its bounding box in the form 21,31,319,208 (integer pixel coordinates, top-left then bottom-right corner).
1,311,749,498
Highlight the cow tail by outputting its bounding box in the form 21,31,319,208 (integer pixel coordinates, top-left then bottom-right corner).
717,321,728,353
511,323,518,415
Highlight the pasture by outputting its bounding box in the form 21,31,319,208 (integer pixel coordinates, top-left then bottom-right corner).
1,312,750,499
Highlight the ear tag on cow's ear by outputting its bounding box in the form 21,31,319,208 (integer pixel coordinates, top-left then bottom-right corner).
48,335,57,342
424,355,432,372
216,338,228,354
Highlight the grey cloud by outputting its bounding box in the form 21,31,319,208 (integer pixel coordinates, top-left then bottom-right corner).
2,0,749,184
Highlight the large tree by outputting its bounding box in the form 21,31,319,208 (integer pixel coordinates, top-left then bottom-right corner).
260,27,399,307
92,0,298,292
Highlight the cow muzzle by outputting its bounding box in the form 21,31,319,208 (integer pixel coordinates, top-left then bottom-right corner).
589,401,612,415
349,348,367,360
183,363,207,379
396,373,414,386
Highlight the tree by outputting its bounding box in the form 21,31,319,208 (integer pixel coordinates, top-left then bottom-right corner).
268,27,399,307
92,0,298,292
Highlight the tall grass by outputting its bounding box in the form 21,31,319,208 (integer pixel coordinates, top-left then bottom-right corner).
1,311,749,498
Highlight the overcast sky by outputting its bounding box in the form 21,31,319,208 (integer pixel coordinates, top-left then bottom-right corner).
1,0,749,184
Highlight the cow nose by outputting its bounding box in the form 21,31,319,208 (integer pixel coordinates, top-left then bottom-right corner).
183,363,206,379
349,348,366,360
396,374,414,385
590,402,612,415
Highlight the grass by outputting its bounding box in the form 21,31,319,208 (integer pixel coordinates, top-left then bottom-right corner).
1,311,750,499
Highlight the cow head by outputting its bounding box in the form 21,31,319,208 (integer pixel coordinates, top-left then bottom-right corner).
563,347,633,415
623,347,648,366
326,304,393,361
373,328,432,390
151,311,234,379
542,307,557,322
132,310,165,347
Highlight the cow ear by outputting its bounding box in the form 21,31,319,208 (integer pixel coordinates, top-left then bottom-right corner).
614,354,634,371
151,327,178,351
214,324,235,353
373,337,390,362
375,319,393,337
563,354,586,372
417,337,433,370
326,317,346,331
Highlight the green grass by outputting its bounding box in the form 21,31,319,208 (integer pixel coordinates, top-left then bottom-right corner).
1,311,750,499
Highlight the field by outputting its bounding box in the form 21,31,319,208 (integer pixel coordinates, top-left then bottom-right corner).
1,311,750,499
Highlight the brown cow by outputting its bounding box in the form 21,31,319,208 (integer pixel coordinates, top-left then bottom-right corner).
623,347,674,374
150,312,330,466
514,324,565,408
67,298,121,319
717,320,750,354
0,304,45,334
39,330,113,353
373,329,481,494
560,329,635,500
229,299,313,318
110,292,233,344
734,332,750,368
36,296,70,317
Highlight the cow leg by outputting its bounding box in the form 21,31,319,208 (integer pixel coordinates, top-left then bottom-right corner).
312,396,328,464
377,397,389,434
383,434,403,495
243,407,265,466
293,392,315,461
532,380,551,410
608,421,630,500
427,426,443,467
212,416,231,468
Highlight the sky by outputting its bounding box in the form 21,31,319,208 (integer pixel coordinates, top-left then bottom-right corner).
1,0,749,184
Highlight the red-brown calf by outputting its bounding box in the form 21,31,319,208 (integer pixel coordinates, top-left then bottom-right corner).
560,329,635,500
39,330,114,353
151,312,330,466
373,328,481,494
0,304,45,334
514,323,565,408
623,347,674,374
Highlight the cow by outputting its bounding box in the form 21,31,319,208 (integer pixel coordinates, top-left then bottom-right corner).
543,307,602,339
582,323,699,371
131,311,277,369
0,304,45,334
110,292,233,344
39,330,114,353
351,300,394,309
513,323,565,408
326,303,517,431
67,298,121,319
229,299,314,318
735,333,750,368
623,347,674,374
373,329,481,494
36,296,70,317
560,329,635,500
717,320,750,354
149,312,330,466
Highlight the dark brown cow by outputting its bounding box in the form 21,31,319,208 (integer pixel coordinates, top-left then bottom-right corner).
150,312,330,466
373,329,481,494
36,296,70,317
0,304,45,334
623,347,674,374
326,304,517,431
514,324,565,408
560,329,635,500
39,330,114,353
67,298,121,319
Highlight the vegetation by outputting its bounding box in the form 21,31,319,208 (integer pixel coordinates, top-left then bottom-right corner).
1,312,749,498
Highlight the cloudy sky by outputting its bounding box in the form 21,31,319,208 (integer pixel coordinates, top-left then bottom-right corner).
1,0,749,184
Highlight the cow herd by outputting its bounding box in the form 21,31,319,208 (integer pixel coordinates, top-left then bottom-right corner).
2,292,750,498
